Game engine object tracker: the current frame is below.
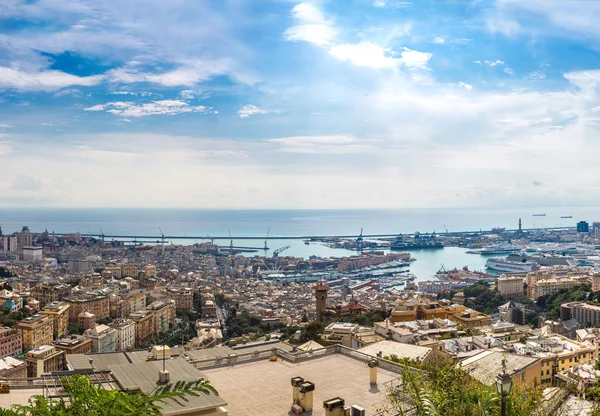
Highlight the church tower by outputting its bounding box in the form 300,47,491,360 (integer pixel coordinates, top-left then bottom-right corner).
313,282,330,322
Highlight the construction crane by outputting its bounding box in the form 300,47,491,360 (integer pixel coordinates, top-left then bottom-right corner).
273,245,290,258
159,227,165,245
228,230,233,251
264,227,270,250
443,224,448,235
99,227,105,243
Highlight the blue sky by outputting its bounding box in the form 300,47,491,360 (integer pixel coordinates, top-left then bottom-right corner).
1,0,600,208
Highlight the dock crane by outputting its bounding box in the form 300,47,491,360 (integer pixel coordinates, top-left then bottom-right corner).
264,227,270,250
443,224,448,235
273,245,290,258
228,230,233,251
99,227,105,243
159,227,166,245
356,228,364,251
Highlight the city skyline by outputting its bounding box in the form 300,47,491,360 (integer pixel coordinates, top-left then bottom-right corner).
1,0,600,208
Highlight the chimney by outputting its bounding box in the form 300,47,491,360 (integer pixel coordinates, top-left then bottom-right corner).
298,381,315,412
291,376,304,404
368,359,379,385
323,397,346,416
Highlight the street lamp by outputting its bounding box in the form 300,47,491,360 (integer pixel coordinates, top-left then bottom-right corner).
496,371,513,416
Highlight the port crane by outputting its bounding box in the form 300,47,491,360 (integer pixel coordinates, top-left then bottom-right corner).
356,228,364,251
99,227,105,243
228,230,233,251
264,227,270,250
273,245,290,258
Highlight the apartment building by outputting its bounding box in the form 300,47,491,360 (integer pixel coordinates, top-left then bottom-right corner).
31,284,71,308
108,318,136,351
64,292,110,320
166,287,194,312
40,301,70,339
0,327,23,358
121,264,138,278
562,302,600,327
390,299,447,323
144,265,157,278
529,277,582,300
68,259,93,274
84,324,116,353
103,265,122,279
130,310,154,346
0,289,23,312
496,275,525,297
54,334,93,355
23,345,66,377
147,300,176,334
15,314,54,351
445,305,492,328
0,356,27,379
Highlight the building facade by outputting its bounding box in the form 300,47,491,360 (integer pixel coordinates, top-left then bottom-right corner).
147,300,176,334
22,246,42,262
54,334,93,355
529,278,582,300
64,293,110,321
130,311,154,346
166,287,194,312
68,259,93,274
15,314,54,351
120,264,138,278
0,328,23,359
108,318,136,351
496,275,525,297
31,284,72,308
40,301,70,339
23,345,65,377
84,324,116,353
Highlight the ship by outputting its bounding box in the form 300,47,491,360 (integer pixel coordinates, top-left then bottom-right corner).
506,252,576,267
390,232,443,250
485,257,540,273
532,213,546,217
477,243,522,255
560,215,573,219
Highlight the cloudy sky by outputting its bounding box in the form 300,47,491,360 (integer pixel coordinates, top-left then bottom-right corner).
1,0,600,209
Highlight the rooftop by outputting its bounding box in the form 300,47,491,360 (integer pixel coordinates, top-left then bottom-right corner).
202,353,399,416
461,350,540,386
359,340,433,362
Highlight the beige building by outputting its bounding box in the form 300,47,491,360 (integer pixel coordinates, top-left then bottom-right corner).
0,327,23,359
64,292,110,320
529,277,582,300
121,264,138,278
166,287,194,312
445,305,492,329
147,300,175,334
103,265,122,279
54,334,93,355
130,310,154,346
144,265,157,278
496,275,524,297
23,345,65,377
15,314,54,351
78,311,97,331
40,301,70,340
31,284,71,308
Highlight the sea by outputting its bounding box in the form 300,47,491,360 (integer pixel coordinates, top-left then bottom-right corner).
0,206,597,282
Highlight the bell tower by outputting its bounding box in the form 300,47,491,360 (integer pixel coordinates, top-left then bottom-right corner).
313,282,330,322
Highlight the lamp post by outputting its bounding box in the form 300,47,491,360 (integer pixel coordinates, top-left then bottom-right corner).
496,370,513,416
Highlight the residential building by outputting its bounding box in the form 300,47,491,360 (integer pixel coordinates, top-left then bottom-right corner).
0,289,23,312
166,287,194,312
22,246,42,262
84,324,116,353
130,310,154,346
108,318,136,351
0,328,23,358
445,305,492,328
124,290,146,315
496,275,525,297
2,236,17,252
498,300,526,325
31,284,71,308
103,264,122,279
54,334,93,355
144,265,157,278
77,311,96,331
562,302,600,327
15,314,54,351
461,350,541,389
68,259,92,274
0,356,27,379
202,299,217,317
390,299,447,323
40,301,70,339
146,300,175,334
529,277,583,300
23,345,65,377
478,322,523,343
120,264,138,278
64,292,109,320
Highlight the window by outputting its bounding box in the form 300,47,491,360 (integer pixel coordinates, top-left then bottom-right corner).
546,370,549,375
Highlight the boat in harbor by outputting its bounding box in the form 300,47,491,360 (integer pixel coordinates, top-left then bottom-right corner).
532,213,546,217
485,257,539,273
476,243,522,255
561,215,573,219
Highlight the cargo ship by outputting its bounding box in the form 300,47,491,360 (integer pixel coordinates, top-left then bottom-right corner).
390,232,443,250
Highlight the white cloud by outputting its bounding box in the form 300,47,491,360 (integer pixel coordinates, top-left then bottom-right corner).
474,60,482,65
238,105,272,118
53,88,81,97
486,16,521,37
527,70,546,80
503,67,515,75
329,42,432,70
0,67,104,91
373,0,387,7
180,89,210,99
41,122,53,126
84,100,214,117
268,135,368,154
283,3,336,46
484,60,514,75
485,60,505,67
458,82,473,91
432,36,446,44
0,142,12,156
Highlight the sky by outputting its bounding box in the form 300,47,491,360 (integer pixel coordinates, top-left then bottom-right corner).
1,0,600,209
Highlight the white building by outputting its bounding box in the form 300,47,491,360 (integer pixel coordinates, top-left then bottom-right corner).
83,324,116,353
22,246,43,262
108,319,136,351
2,236,17,253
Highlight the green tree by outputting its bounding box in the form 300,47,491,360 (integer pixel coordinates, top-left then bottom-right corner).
10,374,217,416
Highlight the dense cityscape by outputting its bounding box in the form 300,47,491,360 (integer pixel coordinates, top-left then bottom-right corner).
0,220,598,414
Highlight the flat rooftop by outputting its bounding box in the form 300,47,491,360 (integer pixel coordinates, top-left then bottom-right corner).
202,354,399,416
